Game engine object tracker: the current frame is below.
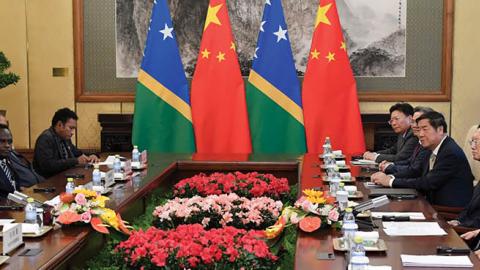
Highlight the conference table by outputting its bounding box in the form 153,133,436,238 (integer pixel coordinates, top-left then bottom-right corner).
0,153,478,269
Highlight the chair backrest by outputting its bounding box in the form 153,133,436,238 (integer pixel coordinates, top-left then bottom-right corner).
463,125,480,185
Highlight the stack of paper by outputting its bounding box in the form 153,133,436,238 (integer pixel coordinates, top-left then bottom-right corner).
372,212,426,220
383,222,447,236
401,255,473,268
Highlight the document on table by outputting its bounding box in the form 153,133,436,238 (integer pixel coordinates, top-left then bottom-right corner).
0,219,15,226
383,222,447,236
401,255,473,268
372,212,426,220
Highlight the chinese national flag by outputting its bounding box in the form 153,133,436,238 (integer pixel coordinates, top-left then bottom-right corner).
302,0,365,154
191,0,252,154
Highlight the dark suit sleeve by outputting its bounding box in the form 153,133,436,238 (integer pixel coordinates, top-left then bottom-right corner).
34,134,78,176
376,136,417,163
459,212,480,228
389,149,430,178
392,151,458,191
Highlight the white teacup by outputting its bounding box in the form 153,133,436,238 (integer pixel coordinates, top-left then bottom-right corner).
344,185,357,195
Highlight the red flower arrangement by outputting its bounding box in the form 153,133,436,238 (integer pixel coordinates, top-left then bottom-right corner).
115,224,278,269
173,172,292,202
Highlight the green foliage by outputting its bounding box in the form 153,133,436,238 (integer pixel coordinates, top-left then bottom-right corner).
85,185,299,269
85,189,170,269
268,225,298,270
0,51,20,89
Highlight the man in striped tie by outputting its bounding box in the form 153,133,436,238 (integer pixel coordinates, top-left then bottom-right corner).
0,124,19,198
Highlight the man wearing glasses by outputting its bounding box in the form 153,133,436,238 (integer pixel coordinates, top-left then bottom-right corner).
376,106,434,178
372,112,474,207
449,126,480,227
445,126,480,256
363,102,418,163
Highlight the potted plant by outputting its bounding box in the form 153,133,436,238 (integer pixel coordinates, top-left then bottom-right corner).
0,51,20,116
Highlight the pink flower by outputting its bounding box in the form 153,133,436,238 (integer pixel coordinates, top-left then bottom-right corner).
328,208,339,222
75,193,87,206
80,211,92,223
290,212,300,224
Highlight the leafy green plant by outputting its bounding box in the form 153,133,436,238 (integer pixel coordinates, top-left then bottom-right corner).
0,52,20,89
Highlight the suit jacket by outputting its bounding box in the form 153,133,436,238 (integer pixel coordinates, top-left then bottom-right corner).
0,158,20,198
385,144,431,178
9,151,44,187
459,183,480,228
392,136,474,207
376,128,418,163
33,127,84,178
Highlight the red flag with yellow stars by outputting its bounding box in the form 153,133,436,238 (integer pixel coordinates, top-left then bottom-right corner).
191,0,252,154
302,0,365,154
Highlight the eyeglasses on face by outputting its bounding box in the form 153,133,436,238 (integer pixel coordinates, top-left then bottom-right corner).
470,139,480,149
388,116,406,125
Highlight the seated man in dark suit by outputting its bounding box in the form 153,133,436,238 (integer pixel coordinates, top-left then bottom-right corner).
0,115,44,186
372,111,474,207
363,102,418,163
0,124,21,198
378,106,434,178
33,108,99,178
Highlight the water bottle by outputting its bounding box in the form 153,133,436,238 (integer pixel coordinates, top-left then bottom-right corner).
325,136,331,147
92,164,102,190
323,137,332,154
336,182,348,211
351,236,366,257
342,207,357,249
329,177,340,197
65,177,75,194
113,155,122,173
350,255,369,270
132,146,140,163
25,197,37,224
343,207,356,224
342,222,358,250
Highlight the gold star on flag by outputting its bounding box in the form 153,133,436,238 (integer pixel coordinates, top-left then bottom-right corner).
340,41,347,51
315,3,332,28
216,51,226,62
230,42,236,51
201,48,210,59
204,4,222,31
311,49,320,59
325,52,335,62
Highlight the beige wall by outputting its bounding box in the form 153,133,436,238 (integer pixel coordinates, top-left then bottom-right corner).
451,0,480,144
26,0,75,147
0,0,478,150
0,0,29,148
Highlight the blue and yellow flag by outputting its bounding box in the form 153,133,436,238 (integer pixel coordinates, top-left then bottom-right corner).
246,0,306,153
132,0,195,152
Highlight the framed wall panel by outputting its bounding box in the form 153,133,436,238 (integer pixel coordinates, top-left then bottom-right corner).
73,0,453,102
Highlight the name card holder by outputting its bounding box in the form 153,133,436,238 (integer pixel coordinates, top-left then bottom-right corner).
2,223,23,255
